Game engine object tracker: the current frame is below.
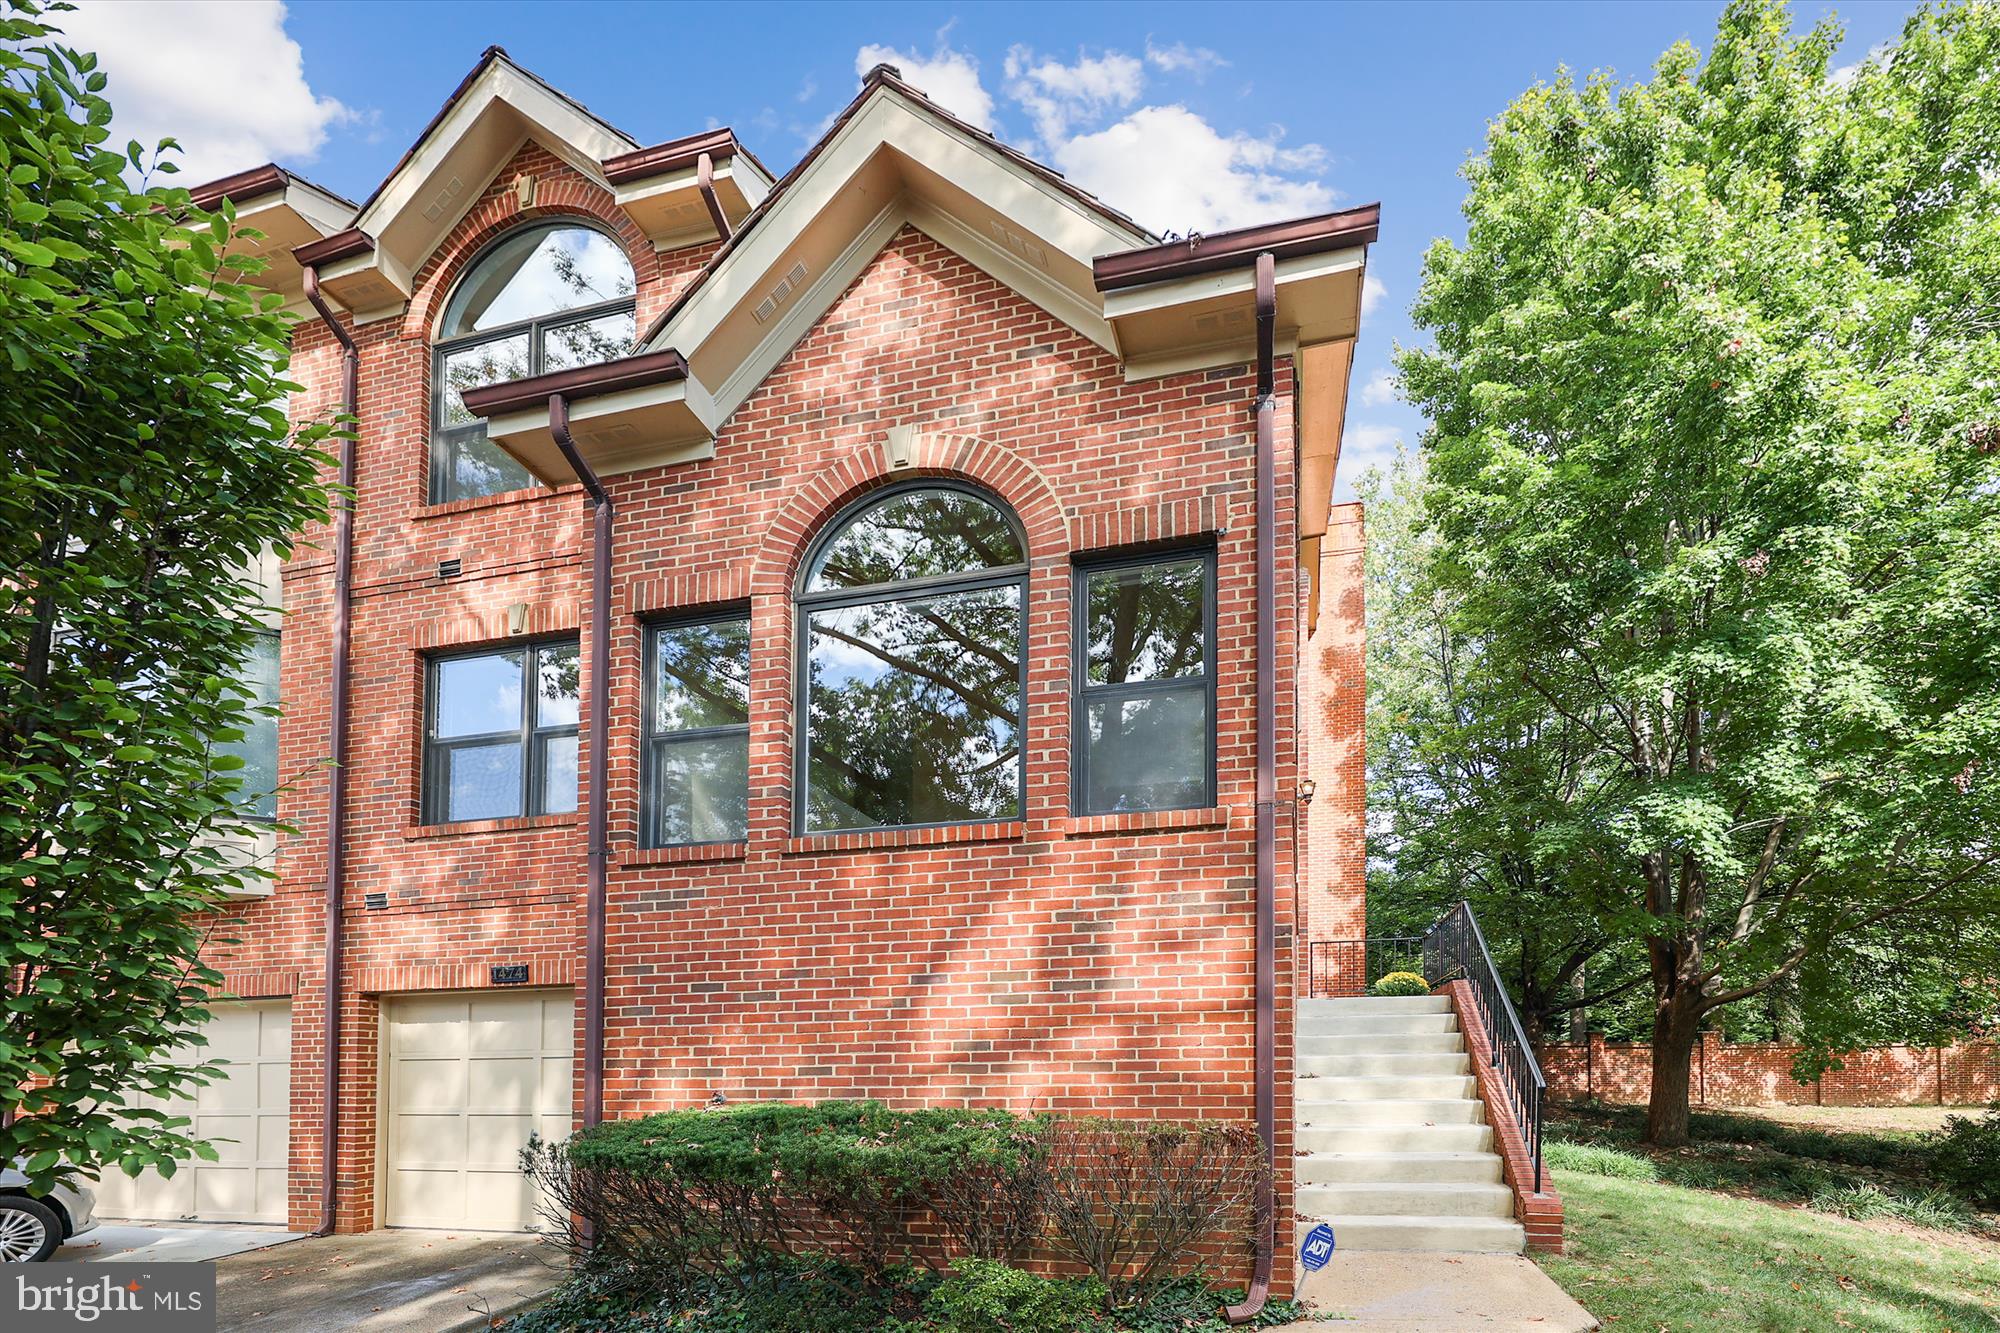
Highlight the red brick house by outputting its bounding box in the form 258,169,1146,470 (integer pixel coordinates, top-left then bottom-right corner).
113,50,1376,1298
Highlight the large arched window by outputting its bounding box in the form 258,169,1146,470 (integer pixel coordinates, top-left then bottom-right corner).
431,222,636,503
795,484,1028,833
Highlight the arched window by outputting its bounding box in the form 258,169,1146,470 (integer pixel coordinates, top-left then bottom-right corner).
795,484,1028,833
431,222,636,503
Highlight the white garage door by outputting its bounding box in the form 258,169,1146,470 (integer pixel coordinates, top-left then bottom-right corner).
94,999,292,1224
382,990,573,1231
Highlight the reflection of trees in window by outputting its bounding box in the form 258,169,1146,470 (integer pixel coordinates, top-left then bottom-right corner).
214,629,280,821
422,640,579,824
798,486,1027,832
430,223,637,504
645,615,750,846
1075,553,1214,814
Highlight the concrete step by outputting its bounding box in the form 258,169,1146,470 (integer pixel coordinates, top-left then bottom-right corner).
1299,1052,1470,1078
1297,1097,1485,1127
1297,1181,1516,1219
1298,1074,1478,1101
1297,1013,1460,1038
1297,1151,1505,1186
1297,1032,1466,1057
1300,995,1451,1017
1295,1214,1526,1255
1299,1123,1495,1154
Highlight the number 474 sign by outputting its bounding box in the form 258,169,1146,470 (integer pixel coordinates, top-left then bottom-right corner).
1300,1222,1336,1272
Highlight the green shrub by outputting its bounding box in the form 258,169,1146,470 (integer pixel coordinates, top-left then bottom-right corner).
1927,1103,2000,1208
922,1259,1103,1333
1809,1181,1976,1232
1544,1139,1657,1180
1370,972,1431,997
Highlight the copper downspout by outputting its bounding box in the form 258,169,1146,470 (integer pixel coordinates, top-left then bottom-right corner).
301,267,356,1237
1226,250,1280,1325
547,394,613,1132
695,152,732,242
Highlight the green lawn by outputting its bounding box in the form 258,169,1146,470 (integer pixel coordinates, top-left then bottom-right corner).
1538,1169,2000,1331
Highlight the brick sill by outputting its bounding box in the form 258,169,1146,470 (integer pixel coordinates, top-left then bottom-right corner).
409,482,585,522
404,812,581,840
619,841,748,868
1062,806,1234,837
783,821,1025,855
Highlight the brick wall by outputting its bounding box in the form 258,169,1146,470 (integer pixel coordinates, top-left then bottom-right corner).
1298,504,1366,948
1541,1032,2000,1108
200,140,1361,1296
1440,981,1563,1253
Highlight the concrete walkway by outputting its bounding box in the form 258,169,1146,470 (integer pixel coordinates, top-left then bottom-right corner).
55,1221,303,1264
1284,1252,1598,1331
212,1230,566,1333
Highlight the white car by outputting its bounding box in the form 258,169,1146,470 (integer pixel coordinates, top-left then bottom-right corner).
1,1164,99,1262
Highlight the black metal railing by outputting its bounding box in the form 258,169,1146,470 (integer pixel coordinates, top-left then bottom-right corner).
1305,936,1423,998
1422,900,1547,1192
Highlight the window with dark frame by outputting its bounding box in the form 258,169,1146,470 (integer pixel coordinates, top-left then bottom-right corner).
795,484,1029,834
1073,550,1216,815
430,222,637,505
643,612,751,847
422,639,580,824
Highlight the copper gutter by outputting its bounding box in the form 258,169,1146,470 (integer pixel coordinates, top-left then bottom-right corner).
460,348,687,420
1094,204,1378,292
547,394,613,1132
301,267,357,1237
602,127,740,186
294,227,375,268
695,152,732,242
1225,250,1280,1325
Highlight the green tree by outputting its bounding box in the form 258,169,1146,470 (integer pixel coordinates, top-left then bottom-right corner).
0,1,334,1192
1399,0,2000,1144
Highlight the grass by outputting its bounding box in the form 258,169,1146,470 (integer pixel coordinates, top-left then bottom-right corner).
1538,1169,2000,1332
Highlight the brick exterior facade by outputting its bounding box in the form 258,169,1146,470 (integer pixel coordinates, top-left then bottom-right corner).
202,137,1368,1295
1541,1032,2000,1108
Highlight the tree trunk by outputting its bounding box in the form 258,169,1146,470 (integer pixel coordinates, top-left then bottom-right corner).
1645,991,1704,1146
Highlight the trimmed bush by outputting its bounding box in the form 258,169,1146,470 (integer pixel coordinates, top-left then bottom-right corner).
1370,971,1432,997
1927,1103,2000,1209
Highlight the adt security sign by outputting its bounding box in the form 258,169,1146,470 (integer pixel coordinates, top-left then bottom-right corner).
1300,1222,1336,1272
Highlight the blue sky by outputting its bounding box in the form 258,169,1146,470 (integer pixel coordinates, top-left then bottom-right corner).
64,0,1919,497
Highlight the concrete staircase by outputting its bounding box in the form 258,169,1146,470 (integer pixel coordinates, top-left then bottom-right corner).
1294,994,1526,1253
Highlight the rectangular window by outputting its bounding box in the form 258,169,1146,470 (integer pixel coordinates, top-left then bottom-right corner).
1073,551,1215,815
215,629,281,821
423,640,579,824
644,613,751,846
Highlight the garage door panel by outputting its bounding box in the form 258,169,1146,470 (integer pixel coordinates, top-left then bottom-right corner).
94,1000,290,1225
384,990,573,1232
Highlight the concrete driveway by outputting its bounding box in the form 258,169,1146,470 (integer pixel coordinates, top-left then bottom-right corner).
213,1230,567,1333
55,1221,303,1263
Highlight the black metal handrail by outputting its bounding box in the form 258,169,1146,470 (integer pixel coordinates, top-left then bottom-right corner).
1422,900,1547,1192
1305,936,1422,998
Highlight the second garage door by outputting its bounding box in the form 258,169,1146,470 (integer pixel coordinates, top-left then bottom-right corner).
381,990,573,1231
93,999,292,1225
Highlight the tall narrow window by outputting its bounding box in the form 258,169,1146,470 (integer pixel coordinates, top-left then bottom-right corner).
423,640,579,824
215,629,281,821
796,485,1027,833
644,613,751,846
431,223,636,504
1074,551,1215,814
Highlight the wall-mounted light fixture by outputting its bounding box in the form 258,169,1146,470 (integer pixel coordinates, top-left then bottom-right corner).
1298,778,1317,806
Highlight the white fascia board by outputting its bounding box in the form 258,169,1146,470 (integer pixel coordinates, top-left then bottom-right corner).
1101,247,1367,321
650,91,1142,360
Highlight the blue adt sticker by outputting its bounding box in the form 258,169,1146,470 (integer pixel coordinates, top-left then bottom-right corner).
1300,1222,1336,1271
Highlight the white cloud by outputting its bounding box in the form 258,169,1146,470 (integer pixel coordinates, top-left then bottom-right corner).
856,39,995,130
1144,41,1227,78
1359,368,1398,408
1362,274,1387,321
1003,46,1144,146
59,1,355,186
1338,423,1404,496
1051,105,1333,234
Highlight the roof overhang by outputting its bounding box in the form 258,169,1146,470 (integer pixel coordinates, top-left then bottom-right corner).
459,349,711,480
604,129,774,250
184,164,354,311
293,48,640,323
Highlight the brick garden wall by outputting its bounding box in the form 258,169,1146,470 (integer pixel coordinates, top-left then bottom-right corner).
1540,1032,2000,1108
198,138,1360,1298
